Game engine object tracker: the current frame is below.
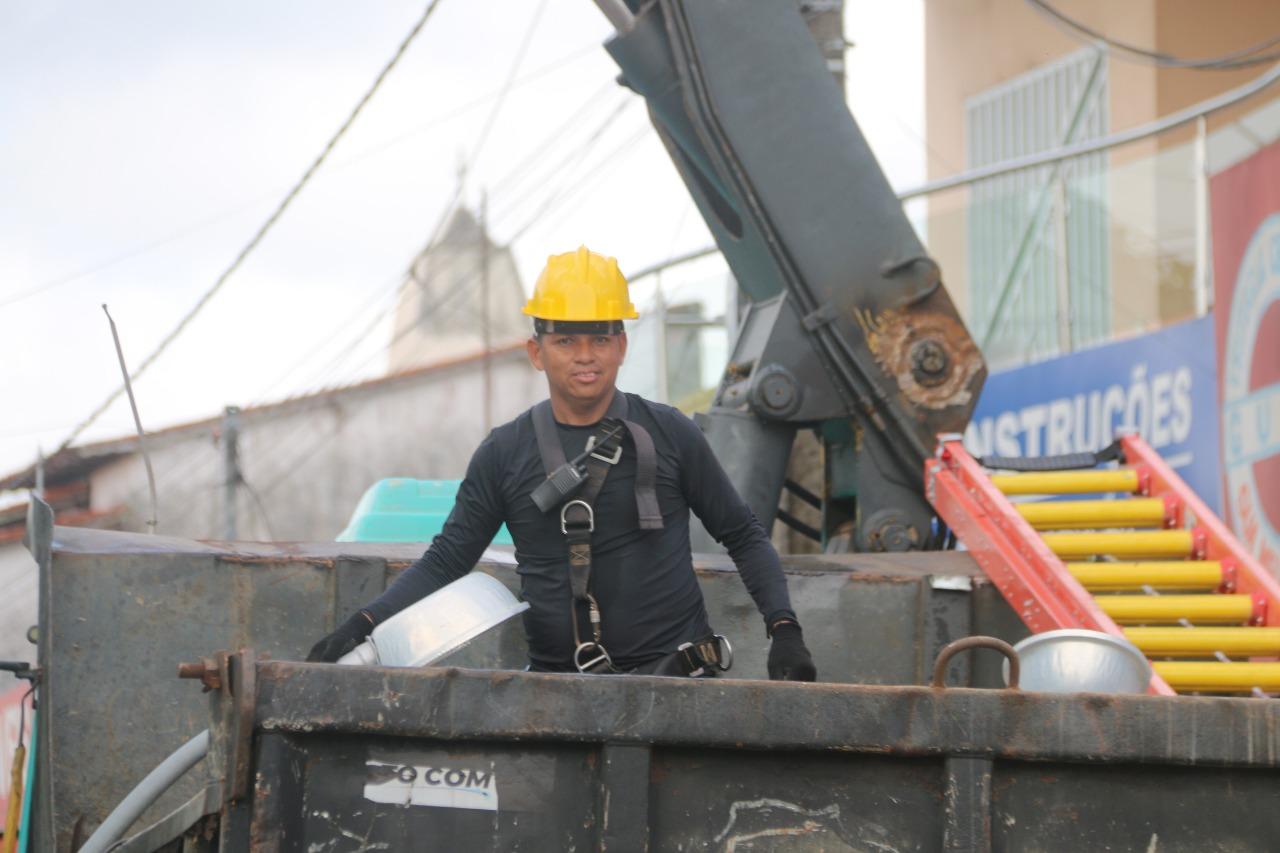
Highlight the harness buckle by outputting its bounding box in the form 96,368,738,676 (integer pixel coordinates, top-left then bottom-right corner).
713,634,734,671
574,641,614,673
560,499,594,534
676,634,734,676
585,434,623,465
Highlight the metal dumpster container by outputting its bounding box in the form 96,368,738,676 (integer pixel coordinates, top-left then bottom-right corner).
148,651,1280,852
24,502,1022,852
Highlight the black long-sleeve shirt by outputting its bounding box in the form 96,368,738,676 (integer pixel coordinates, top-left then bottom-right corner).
366,392,795,671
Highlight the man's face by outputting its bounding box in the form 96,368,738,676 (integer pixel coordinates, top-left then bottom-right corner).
527,332,628,406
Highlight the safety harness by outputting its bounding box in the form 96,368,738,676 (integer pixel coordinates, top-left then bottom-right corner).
530,393,731,676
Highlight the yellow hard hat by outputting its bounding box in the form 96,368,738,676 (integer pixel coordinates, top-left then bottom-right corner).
523,246,638,325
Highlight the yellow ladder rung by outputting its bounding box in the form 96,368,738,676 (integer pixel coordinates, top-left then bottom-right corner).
1067,561,1223,591
1017,498,1168,530
1097,594,1254,624
1151,661,1280,693
990,469,1140,496
1126,627,1280,657
1043,530,1195,559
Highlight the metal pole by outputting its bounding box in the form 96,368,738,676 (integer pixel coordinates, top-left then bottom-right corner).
34,447,44,499
724,272,740,351
590,0,635,34
1052,177,1073,354
480,191,492,434
1193,115,1212,316
222,406,240,541
801,0,846,92
655,278,670,404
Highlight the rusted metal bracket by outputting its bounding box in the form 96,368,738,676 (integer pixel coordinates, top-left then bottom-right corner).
226,649,257,804
183,649,258,805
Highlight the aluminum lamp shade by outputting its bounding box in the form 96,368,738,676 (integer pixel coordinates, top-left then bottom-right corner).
1005,629,1152,694
338,573,529,668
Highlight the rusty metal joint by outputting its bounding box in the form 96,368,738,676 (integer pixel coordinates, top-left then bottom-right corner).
801,303,837,331
178,656,224,693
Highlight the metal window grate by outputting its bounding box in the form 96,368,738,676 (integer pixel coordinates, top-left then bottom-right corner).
966,48,1109,367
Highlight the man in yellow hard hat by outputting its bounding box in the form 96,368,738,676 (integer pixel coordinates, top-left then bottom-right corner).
310,247,816,680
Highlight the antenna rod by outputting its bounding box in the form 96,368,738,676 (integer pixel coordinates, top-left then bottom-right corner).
103,305,158,534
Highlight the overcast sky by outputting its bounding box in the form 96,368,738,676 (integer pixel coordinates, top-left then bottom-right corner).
0,0,926,484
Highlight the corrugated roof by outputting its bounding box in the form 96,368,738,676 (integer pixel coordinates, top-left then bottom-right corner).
0,504,124,545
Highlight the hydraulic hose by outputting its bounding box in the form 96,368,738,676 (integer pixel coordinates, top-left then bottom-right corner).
77,730,210,853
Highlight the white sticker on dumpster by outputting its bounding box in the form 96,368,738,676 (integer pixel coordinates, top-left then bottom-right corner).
364,761,498,811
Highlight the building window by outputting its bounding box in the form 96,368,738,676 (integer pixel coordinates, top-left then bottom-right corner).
966,48,1109,368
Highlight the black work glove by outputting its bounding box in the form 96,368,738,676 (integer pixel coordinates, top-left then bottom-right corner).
307,610,374,663
767,621,817,682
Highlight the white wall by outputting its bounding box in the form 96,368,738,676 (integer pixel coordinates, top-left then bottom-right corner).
90,348,545,542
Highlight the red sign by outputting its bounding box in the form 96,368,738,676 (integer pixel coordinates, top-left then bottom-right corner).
1211,139,1280,579
0,684,33,829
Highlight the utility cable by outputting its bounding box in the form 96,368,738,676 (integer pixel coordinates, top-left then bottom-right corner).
506,124,652,243
254,278,489,497
247,271,405,406
464,0,550,176
149,101,612,506
52,0,447,457
490,96,635,227
486,78,622,201
1,40,598,314
1026,0,1280,70
417,0,551,256
238,475,278,541
304,272,475,395
265,84,627,403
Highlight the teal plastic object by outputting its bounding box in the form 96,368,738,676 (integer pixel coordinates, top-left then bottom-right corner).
337,478,513,545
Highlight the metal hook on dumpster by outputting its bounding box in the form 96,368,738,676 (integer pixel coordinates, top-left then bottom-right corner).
932,636,1020,689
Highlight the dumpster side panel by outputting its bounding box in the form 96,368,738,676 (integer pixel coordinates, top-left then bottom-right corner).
649,749,943,851
45,551,339,851
992,761,1280,853
251,734,597,852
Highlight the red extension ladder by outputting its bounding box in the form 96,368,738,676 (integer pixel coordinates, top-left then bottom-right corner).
926,434,1280,696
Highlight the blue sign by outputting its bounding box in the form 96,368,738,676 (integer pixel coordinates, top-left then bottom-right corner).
964,315,1223,513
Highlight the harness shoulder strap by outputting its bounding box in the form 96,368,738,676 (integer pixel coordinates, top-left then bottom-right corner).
531,400,567,476
623,419,662,530
606,393,664,531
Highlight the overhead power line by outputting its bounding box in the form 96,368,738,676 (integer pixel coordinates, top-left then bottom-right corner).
490,96,634,226
1027,0,1280,70
1,41,600,314
418,0,551,254
506,123,652,243
52,0,448,457
487,77,621,201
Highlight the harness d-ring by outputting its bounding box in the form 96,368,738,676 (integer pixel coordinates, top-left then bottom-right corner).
574,641,614,673
560,499,594,534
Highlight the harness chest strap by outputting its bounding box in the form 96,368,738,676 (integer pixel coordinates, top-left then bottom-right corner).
531,395,663,530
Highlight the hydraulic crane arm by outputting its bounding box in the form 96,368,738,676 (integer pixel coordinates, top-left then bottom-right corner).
594,0,986,550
